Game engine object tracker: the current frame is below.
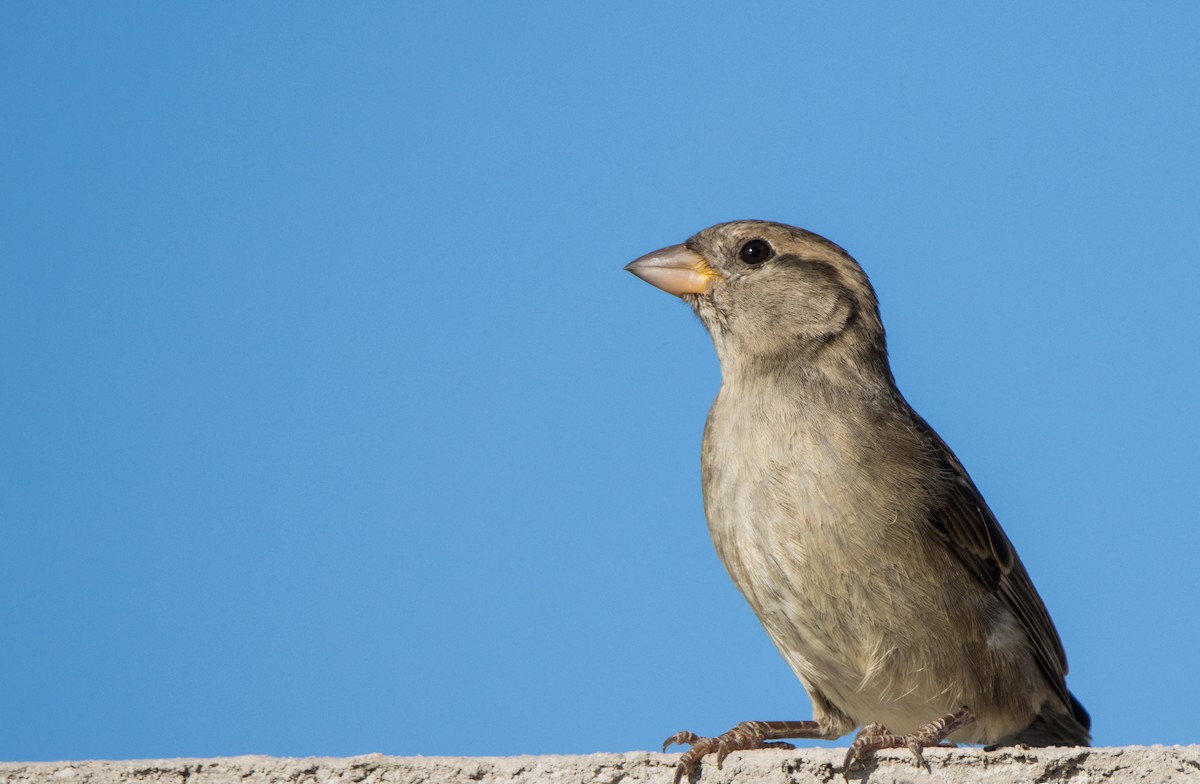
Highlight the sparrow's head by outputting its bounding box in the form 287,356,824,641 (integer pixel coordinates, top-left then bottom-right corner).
626,220,890,381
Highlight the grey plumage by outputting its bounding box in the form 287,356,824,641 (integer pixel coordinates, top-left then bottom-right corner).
626,221,1088,776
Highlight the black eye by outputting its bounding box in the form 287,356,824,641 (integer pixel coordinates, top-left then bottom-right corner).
739,239,772,264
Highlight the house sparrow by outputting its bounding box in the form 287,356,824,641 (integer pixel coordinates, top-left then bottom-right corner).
625,221,1089,780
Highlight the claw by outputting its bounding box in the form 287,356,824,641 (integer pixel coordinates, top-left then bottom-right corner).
661,720,819,782
905,738,930,771
843,723,887,773
661,730,707,784
714,740,730,769
662,730,700,752
842,708,975,777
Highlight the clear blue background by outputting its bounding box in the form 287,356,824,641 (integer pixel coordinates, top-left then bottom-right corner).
3,2,1197,762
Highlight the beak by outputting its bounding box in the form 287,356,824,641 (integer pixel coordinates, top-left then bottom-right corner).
624,244,721,297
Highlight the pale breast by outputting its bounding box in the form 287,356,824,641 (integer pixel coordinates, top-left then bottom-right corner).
700,382,1026,737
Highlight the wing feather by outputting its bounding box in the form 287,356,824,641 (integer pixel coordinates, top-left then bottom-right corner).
910,413,1071,708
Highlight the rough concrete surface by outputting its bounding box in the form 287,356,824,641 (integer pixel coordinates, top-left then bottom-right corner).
2,748,1198,784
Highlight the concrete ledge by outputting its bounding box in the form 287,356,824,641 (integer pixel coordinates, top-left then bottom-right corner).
2,748,1198,784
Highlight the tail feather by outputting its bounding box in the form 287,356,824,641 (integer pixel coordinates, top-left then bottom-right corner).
1002,691,1091,747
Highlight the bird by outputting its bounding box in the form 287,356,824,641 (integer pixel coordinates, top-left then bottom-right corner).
624,221,1089,781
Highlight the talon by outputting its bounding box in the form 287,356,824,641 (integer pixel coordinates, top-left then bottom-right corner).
715,740,731,769
905,739,929,770
660,719,825,779
841,709,975,774
663,731,700,751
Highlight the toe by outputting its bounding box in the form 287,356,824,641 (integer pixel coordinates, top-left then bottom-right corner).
905,739,929,770
715,738,736,769
663,731,700,751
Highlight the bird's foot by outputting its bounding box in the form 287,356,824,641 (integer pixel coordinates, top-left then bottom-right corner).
842,708,975,777
663,720,817,784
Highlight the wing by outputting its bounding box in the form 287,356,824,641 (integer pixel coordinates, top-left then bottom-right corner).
909,412,1072,709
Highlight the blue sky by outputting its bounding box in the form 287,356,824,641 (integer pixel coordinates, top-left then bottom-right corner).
3,2,1198,762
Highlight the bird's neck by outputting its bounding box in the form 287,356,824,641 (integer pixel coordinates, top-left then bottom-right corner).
713,333,895,402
